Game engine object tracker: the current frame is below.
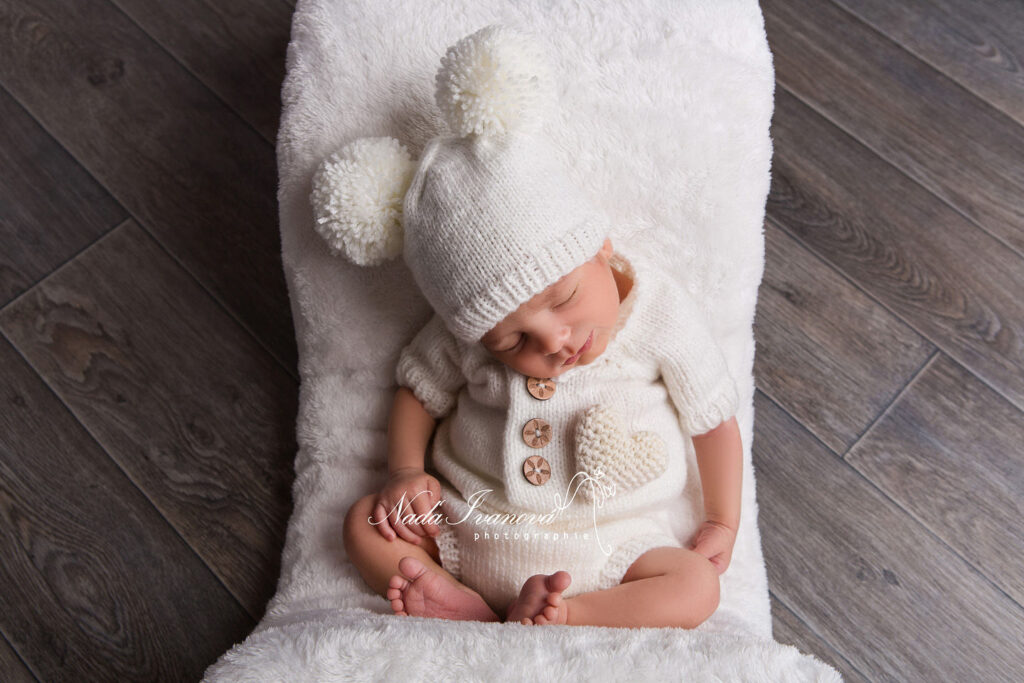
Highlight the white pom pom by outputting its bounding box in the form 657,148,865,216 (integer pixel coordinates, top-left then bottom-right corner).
309,137,416,266
435,24,555,138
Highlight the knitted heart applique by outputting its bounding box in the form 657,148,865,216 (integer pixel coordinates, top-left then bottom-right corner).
573,404,668,502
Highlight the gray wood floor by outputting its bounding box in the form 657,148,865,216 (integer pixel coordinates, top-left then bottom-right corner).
0,0,1021,680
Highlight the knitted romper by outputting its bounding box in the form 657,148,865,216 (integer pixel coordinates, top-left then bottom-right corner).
394,245,740,614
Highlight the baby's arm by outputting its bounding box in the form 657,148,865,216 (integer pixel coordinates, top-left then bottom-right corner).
381,313,466,541
372,386,442,544
387,386,436,474
690,416,743,574
692,416,742,530
645,277,743,573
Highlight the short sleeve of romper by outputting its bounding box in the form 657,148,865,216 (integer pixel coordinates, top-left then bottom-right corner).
394,313,467,420
656,281,741,436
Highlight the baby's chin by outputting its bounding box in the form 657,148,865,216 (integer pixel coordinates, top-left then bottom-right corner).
513,343,607,378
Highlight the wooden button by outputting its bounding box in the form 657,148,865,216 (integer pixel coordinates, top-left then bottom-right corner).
522,418,552,448
523,455,551,485
526,376,556,400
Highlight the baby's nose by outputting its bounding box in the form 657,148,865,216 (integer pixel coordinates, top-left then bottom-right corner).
540,327,572,355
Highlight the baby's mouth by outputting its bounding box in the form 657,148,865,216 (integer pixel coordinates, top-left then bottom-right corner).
563,330,593,366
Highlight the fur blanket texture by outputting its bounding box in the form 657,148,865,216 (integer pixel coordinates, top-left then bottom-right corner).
204,0,842,680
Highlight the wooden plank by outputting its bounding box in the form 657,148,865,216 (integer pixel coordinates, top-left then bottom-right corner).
0,335,253,681
754,220,934,453
110,0,292,142
0,0,297,372
767,87,1024,413
754,390,1024,680
847,352,1024,605
763,0,1024,257
0,84,125,308
0,220,298,618
0,634,36,683
770,595,868,683
835,0,1024,127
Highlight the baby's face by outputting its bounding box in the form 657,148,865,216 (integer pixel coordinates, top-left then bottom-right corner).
479,237,626,378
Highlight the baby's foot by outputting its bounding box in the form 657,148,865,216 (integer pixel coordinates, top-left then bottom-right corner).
386,555,500,622
505,570,572,625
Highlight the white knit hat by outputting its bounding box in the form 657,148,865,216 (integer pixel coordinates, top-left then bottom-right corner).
309,24,609,342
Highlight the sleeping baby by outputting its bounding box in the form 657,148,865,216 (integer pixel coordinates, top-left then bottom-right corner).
316,24,744,628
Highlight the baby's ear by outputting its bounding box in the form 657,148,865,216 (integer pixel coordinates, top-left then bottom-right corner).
309,136,416,266
478,331,498,351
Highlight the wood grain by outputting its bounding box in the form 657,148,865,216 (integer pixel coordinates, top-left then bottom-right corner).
0,334,253,681
754,390,1024,680
770,595,868,683
0,220,298,618
835,0,1024,127
0,0,297,372
0,84,124,308
847,352,1024,605
754,220,934,453
0,634,36,683
763,0,1024,257
110,0,292,142
0,0,1020,678
767,87,1024,413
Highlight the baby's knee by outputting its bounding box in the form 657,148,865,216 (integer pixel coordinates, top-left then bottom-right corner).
342,493,378,551
676,549,720,628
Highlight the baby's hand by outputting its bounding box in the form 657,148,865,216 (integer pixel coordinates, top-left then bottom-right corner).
687,519,737,575
371,467,442,545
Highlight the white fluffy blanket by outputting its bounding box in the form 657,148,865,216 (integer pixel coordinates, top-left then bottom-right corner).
204,0,842,679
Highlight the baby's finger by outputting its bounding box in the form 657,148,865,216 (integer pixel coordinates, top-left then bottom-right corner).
427,478,442,503
389,503,422,544
372,502,396,541
410,492,440,536
395,492,427,538
691,539,716,561
399,496,427,538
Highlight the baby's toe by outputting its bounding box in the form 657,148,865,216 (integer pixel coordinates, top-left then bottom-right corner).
388,574,408,591
546,570,572,594
397,555,427,581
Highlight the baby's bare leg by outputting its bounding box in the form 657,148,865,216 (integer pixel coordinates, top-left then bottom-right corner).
563,546,720,628
343,493,456,594
343,493,499,621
